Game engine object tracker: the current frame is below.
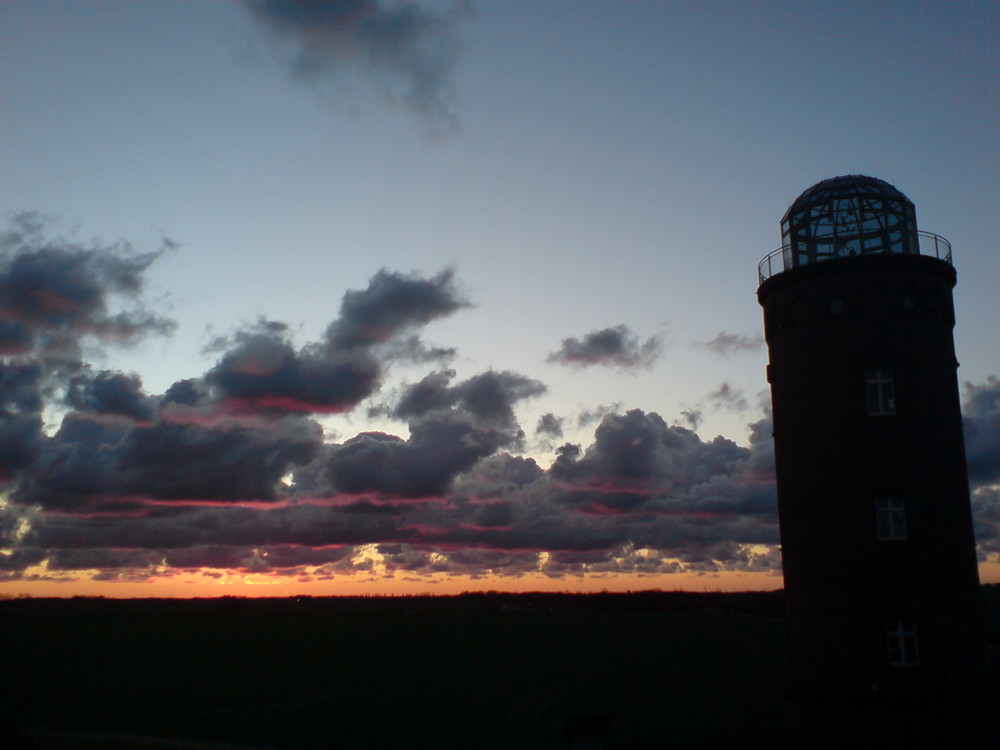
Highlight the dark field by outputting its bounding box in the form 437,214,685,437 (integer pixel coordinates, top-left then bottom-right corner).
0,591,792,749
4,587,1000,749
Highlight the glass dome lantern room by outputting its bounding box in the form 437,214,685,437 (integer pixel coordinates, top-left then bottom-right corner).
780,175,918,271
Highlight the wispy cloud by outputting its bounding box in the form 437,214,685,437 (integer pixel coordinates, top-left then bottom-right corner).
548,325,662,370
244,0,472,131
697,331,763,356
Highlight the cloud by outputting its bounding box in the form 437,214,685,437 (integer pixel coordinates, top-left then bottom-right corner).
551,409,750,497
0,231,802,582
205,268,467,415
0,361,46,484
0,263,473,518
677,383,756,428
323,418,504,498
14,412,323,509
244,0,471,130
318,369,546,498
535,413,563,438
963,376,1000,489
577,402,622,428
698,331,763,355
972,487,1000,559
19,243,999,583
66,370,157,422
5,398,782,580
391,369,545,427
0,215,173,489
0,213,175,362
9,365,998,582
205,327,380,415
679,408,702,430
326,268,469,349
705,382,749,413
549,325,662,370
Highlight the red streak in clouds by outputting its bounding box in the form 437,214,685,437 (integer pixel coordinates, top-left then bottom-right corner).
134,497,290,511
159,405,272,429
573,504,633,517
222,396,353,415
457,522,513,533
56,507,160,520
315,494,454,508
58,494,461,518
160,397,355,427
55,497,294,517
30,288,82,317
553,479,661,497
398,524,453,539
0,341,30,355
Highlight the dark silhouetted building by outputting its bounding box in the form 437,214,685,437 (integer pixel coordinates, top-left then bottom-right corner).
757,175,985,710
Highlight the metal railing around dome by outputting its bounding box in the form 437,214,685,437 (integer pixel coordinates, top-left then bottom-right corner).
757,230,952,284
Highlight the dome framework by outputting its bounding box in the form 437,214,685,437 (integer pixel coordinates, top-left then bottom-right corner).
758,175,951,283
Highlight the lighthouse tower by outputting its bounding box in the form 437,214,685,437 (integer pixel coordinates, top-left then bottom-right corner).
757,176,983,702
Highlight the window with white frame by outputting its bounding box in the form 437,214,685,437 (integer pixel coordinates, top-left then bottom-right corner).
876,496,907,540
887,620,919,666
866,367,895,415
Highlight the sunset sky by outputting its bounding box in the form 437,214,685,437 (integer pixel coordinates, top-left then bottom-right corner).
0,0,998,596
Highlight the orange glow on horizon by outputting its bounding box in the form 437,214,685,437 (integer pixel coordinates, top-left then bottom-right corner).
0,568,785,598
1,562,996,600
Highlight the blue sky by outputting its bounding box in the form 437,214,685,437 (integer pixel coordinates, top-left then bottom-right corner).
0,1,998,594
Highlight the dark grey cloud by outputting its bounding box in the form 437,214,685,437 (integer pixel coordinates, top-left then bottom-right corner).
678,383,756,429
679,408,702,430
551,410,750,499
385,334,456,364
14,405,782,578
705,382,749,413
326,268,468,349
46,548,164,572
205,269,467,415
66,370,157,422
388,368,455,418
13,355,1000,581
205,328,379,414
971,487,1000,559
535,412,563,438
452,453,543,498
577,402,622,429
0,319,32,355
117,415,321,502
201,318,290,356
244,0,471,129
319,369,546,498
963,376,1000,489
161,378,205,407
392,369,545,427
698,331,764,355
548,325,661,370
15,413,322,509
323,418,502,498
0,412,44,484
0,363,45,486
0,213,175,362
0,216,173,490
0,361,45,417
